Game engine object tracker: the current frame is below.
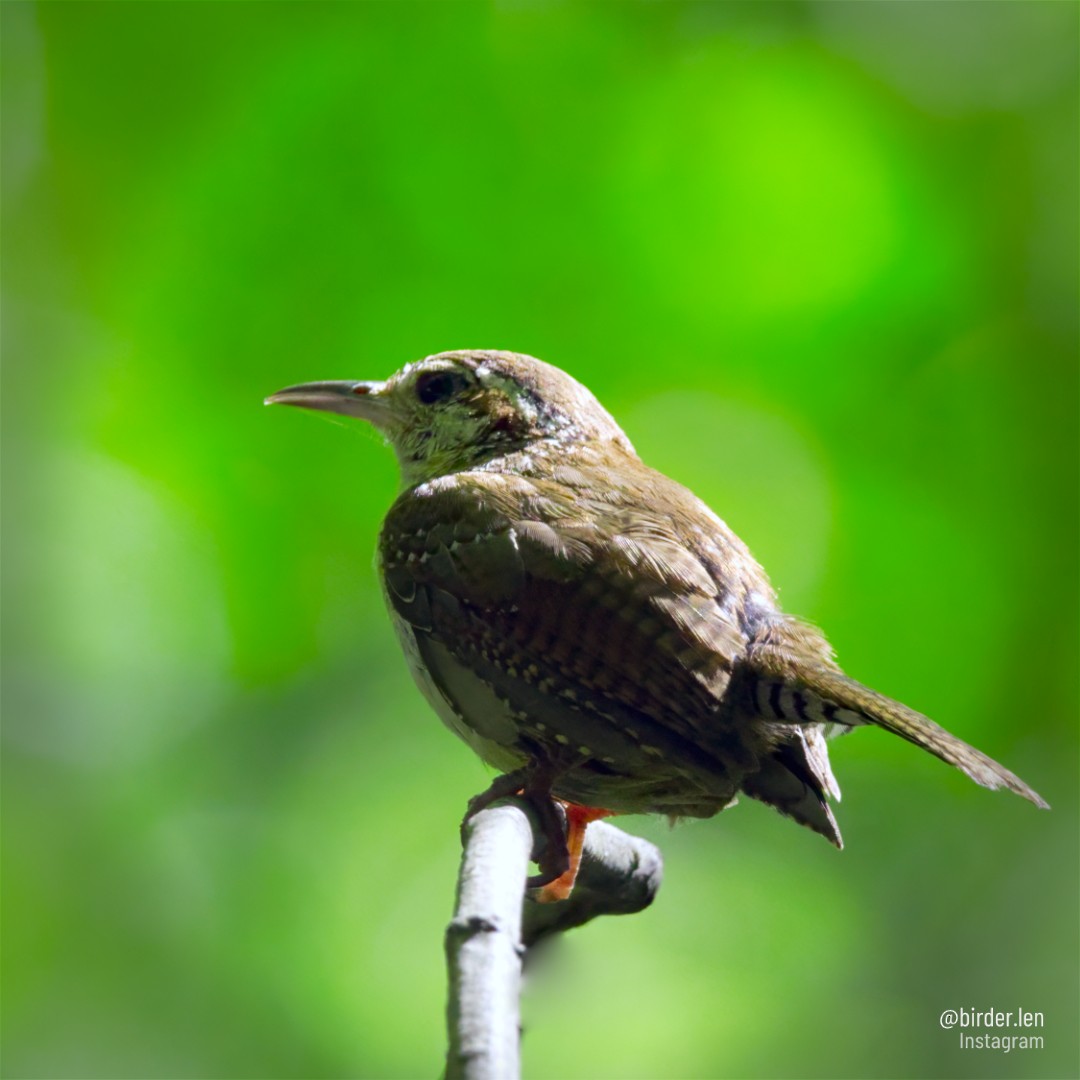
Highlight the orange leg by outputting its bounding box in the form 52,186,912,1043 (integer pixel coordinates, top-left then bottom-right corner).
535,802,615,903
462,772,615,902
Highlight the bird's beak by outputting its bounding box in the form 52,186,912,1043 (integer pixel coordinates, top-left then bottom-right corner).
264,380,392,427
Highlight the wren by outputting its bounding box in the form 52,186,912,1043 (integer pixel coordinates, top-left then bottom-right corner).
267,350,1047,898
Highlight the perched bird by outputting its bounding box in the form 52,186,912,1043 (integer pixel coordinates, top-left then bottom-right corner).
267,350,1047,899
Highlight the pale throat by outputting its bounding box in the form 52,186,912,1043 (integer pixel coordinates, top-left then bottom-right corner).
390,409,518,489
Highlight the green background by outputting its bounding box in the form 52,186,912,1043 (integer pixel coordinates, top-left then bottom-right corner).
3,2,1077,1078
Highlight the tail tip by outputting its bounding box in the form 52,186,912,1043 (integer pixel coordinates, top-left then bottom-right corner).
966,763,1049,810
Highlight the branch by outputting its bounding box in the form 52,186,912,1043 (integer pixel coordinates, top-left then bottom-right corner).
445,801,532,1080
521,818,663,950
444,798,663,1080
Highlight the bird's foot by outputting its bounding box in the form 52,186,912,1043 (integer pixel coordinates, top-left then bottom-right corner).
461,769,571,888
532,802,615,903
522,789,572,893
460,768,531,845
461,769,613,902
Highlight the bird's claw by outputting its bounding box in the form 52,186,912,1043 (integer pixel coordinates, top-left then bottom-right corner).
522,793,570,889
460,769,571,890
459,768,531,845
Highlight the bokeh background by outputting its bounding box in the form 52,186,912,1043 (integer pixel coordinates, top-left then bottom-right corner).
3,2,1077,1078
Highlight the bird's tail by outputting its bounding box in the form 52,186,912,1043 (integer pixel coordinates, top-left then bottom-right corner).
748,654,1049,810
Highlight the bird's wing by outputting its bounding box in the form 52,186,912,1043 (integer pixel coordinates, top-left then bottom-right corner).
379,473,761,775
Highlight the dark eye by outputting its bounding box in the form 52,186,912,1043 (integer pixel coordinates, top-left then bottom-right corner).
415,370,470,405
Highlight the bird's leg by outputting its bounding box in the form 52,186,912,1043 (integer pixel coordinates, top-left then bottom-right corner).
520,763,616,900
533,802,616,903
461,762,613,902
521,779,571,892
459,765,567,879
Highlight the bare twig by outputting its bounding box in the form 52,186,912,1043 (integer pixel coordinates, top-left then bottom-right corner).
444,798,663,1080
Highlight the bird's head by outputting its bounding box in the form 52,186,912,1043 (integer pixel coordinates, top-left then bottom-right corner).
266,350,635,488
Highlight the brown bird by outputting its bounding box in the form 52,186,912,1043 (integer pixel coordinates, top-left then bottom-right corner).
267,350,1047,899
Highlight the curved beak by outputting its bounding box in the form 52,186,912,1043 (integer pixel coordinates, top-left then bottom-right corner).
264,380,391,425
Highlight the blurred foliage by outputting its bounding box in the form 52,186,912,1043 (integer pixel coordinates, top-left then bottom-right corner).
2,2,1077,1078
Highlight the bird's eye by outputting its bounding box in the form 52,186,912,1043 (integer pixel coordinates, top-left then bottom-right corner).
415,370,470,405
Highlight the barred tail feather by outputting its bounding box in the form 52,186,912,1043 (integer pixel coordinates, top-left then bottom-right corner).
754,665,1049,810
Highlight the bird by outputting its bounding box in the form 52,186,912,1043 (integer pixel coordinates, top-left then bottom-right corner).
266,350,1047,900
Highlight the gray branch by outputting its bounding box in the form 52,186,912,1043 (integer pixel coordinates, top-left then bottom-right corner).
444,798,663,1080
445,801,532,1080
521,818,663,950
